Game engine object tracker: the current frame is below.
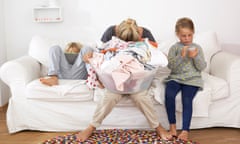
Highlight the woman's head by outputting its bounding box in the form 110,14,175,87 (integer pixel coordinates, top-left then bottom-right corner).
65,42,82,53
175,17,195,45
116,18,140,42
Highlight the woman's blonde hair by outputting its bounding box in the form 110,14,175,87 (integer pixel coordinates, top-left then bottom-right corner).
175,17,195,34
65,42,83,53
116,18,140,42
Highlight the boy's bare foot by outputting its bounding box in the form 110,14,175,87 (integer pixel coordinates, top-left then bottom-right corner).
169,124,177,136
156,125,172,140
76,125,95,142
39,76,58,86
178,130,189,141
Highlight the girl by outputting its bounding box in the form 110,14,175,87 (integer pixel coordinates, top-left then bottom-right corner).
165,17,207,141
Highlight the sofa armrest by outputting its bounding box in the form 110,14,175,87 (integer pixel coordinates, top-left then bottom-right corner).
210,51,240,97
0,56,41,86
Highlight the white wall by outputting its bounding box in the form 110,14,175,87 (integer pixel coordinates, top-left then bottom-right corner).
3,0,240,60
0,0,9,106
0,1,6,65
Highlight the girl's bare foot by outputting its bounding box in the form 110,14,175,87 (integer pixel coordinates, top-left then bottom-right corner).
76,125,95,142
169,124,177,136
178,130,189,141
39,76,58,86
156,125,172,140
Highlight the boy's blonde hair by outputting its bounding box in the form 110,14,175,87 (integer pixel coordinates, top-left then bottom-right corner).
116,18,140,42
175,17,195,34
65,42,83,53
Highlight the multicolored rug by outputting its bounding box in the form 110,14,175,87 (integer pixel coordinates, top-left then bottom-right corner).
42,129,198,144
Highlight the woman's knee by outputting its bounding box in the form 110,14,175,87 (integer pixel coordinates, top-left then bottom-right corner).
131,90,149,102
103,90,122,102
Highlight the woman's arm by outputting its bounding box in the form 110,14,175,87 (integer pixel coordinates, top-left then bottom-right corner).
101,25,116,43
142,27,156,42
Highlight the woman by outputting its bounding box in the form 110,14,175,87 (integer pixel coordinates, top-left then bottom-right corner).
76,18,172,142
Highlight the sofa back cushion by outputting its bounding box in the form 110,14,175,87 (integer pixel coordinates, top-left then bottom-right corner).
158,31,221,73
28,35,51,67
29,31,220,75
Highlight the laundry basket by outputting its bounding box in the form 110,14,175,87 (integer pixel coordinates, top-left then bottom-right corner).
95,67,158,94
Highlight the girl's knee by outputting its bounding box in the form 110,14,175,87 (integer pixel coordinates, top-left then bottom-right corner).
165,91,177,100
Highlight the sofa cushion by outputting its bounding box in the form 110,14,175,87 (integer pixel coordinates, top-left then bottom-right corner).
175,82,212,117
159,79,212,117
26,79,94,101
154,71,228,117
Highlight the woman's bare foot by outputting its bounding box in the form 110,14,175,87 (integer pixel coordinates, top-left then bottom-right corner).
169,124,177,136
156,125,172,140
39,76,58,86
178,130,189,141
76,125,95,142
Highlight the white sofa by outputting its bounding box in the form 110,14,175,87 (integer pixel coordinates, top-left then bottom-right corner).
1,32,240,133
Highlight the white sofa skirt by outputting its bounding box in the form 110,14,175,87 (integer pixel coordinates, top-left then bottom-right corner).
7,92,240,134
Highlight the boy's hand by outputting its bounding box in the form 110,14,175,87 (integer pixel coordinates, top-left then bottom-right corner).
83,52,93,63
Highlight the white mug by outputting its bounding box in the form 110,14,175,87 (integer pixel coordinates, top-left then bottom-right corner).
188,46,196,51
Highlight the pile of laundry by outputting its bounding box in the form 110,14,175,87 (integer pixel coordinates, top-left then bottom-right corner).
87,36,168,94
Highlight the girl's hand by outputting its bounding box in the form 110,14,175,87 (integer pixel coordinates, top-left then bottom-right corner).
188,47,198,58
181,46,188,57
83,52,93,63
